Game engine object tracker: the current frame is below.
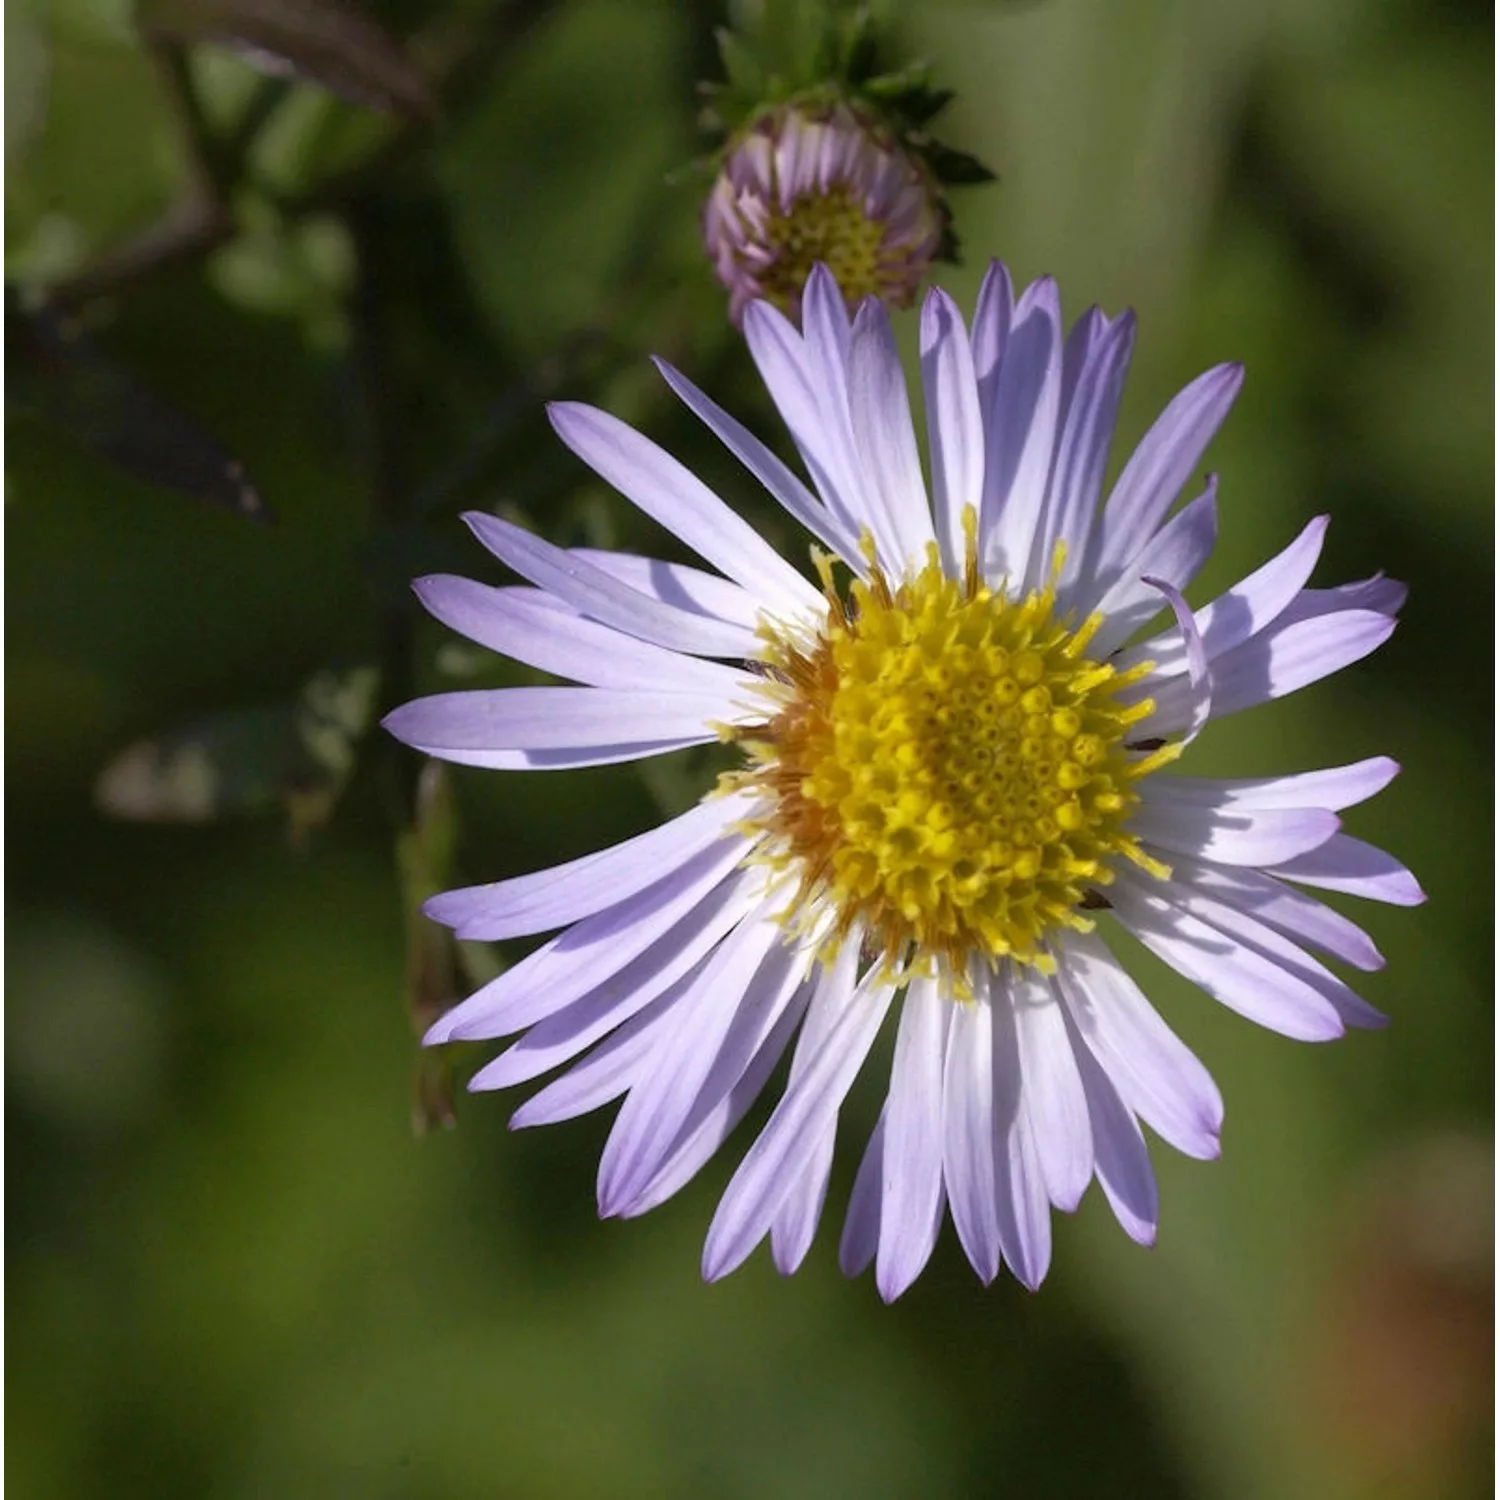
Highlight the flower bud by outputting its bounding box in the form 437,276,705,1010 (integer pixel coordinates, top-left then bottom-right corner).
704,103,943,325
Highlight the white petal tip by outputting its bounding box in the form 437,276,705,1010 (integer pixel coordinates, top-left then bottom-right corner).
1053,1187,1088,1216
419,891,456,924
700,1247,737,1284
874,1248,929,1303
771,1246,807,1278
967,1259,1000,1288
838,1247,875,1279
806,261,840,294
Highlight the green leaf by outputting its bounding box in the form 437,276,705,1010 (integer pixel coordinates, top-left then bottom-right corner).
860,61,934,102
714,25,765,101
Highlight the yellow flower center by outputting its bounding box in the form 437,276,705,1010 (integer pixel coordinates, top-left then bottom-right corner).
730,530,1177,981
760,186,897,311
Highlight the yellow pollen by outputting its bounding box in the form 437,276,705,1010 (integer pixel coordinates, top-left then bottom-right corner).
728,521,1173,984
759,186,897,311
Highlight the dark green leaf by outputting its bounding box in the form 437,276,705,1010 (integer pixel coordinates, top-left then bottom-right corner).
924,143,997,185
838,10,878,85
137,0,436,120
888,84,954,128
8,298,270,522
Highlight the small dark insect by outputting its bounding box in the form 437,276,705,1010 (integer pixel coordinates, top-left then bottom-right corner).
1079,889,1112,911
743,659,791,684
1127,737,1166,752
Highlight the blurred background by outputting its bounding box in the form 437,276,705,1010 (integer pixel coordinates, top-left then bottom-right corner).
6,0,1493,1496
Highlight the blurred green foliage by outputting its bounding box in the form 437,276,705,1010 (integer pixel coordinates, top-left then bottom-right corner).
6,2,1492,1498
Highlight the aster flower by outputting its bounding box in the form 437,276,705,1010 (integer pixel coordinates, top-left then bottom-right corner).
385,263,1422,1300
704,103,944,326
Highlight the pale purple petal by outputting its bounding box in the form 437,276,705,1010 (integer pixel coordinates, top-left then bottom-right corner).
1093,362,1243,579
598,914,799,1215
1008,966,1093,1213
1057,307,1108,425
874,974,949,1302
1135,609,1397,733
981,277,1062,588
920,286,984,576
618,982,812,1218
425,791,752,941
1053,930,1222,1159
1145,758,1400,815
427,833,754,1043
941,981,1000,1281
509,982,679,1126
1131,800,1340,867
1141,574,1212,744
1202,607,1399,715
1087,481,1218,653
414,576,748,696
801,262,852,368
1268,834,1427,906
1280,573,1408,624
988,971,1052,1290
848,298,937,563
1161,854,1385,972
1042,311,1135,603
702,969,894,1281
1115,514,1329,680
771,934,862,1274
382,687,740,762
1150,877,1387,1031
466,512,758,657
653,357,864,568
1064,1015,1158,1246
409,736,713,772
838,1105,888,1277
971,260,1013,418
548,401,823,617
799,272,909,570
1110,877,1347,1041
466,874,758,1091
568,548,763,631
742,299,869,547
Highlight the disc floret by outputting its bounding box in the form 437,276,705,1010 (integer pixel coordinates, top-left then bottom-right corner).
734,533,1175,981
